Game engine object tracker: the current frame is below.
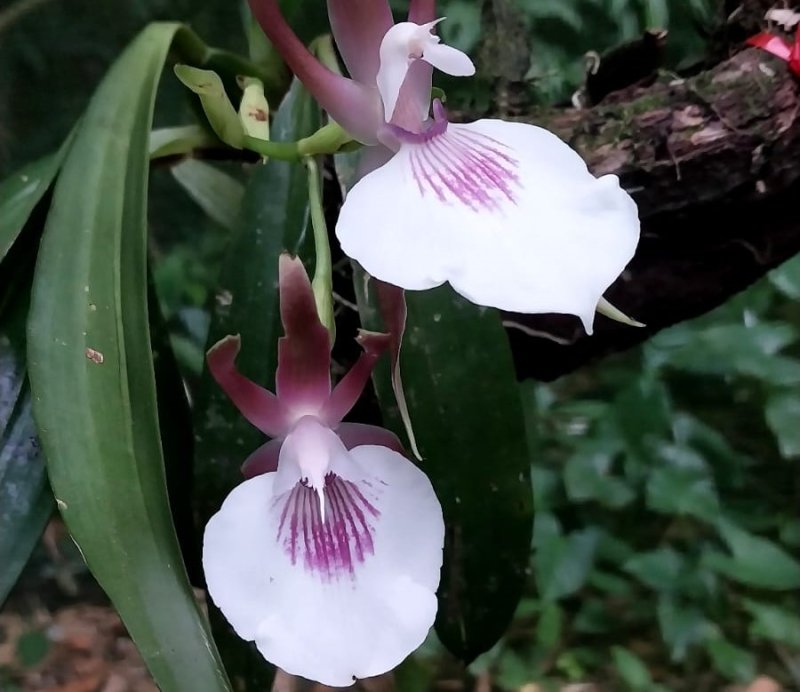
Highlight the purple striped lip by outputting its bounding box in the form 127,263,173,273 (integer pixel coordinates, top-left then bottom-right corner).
408,128,520,212
275,473,382,581
391,101,521,212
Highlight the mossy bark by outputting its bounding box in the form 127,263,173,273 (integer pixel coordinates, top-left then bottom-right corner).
491,48,800,380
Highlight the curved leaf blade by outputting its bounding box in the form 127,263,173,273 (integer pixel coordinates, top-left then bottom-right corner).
171,159,245,232
0,266,51,606
0,135,73,263
27,23,230,692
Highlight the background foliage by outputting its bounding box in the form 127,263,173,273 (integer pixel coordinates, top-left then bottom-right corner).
1,0,799,689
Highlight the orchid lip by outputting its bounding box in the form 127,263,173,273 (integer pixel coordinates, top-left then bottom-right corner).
335,117,640,332
275,473,382,582
383,103,523,213
202,441,444,687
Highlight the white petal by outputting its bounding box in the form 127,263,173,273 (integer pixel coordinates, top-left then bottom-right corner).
203,444,443,687
376,54,410,123
336,119,640,333
422,41,475,76
376,23,418,122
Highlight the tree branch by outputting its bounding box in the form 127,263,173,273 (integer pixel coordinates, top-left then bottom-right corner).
500,48,800,380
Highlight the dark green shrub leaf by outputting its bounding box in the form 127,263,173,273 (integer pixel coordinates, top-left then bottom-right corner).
765,392,800,459
623,547,686,592
769,255,800,300
0,139,72,263
657,596,713,661
171,159,245,231
611,646,652,690
646,466,718,520
613,376,672,452
536,602,563,649
15,630,50,667
355,282,533,662
706,637,756,682
743,599,800,647
649,323,800,384
564,445,635,508
707,520,800,590
535,518,600,602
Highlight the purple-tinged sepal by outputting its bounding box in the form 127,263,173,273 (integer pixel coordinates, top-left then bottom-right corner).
408,0,437,24
319,330,389,426
247,0,384,144
326,0,393,85
275,254,332,415
375,281,422,460
207,335,290,438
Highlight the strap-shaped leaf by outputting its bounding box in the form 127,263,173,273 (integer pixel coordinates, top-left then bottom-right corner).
171,159,245,232
354,277,533,661
0,128,79,605
192,79,321,688
0,261,51,607
27,23,230,691
0,133,74,263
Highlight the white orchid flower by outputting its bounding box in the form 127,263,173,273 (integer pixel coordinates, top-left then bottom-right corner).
203,255,444,686
248,0,640,333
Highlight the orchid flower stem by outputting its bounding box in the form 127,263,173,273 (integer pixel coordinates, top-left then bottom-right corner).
311,34,342,74
305,155,336,341
243,122,359,161
298,122,358,156
243,135,302,160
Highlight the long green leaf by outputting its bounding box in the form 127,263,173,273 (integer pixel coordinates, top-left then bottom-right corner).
27,23,230,691
354,280,534,661
0,128,78,604
150,279,203,586
0,135,73,263
192,79,320,687
171,159,245,232
0,256,51,606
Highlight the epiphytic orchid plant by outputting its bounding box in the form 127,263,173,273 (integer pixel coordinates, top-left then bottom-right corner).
190,1,640,684
6,0,648,690
10,1,795,690
204,255,443,686
246,0,641,333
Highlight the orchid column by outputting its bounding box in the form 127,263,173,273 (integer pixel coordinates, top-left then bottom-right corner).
248,0,640,333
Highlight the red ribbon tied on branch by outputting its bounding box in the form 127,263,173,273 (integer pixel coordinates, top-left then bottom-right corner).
747,27,800,75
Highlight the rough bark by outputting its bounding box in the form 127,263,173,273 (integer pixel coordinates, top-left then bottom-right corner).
499,47,800,381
